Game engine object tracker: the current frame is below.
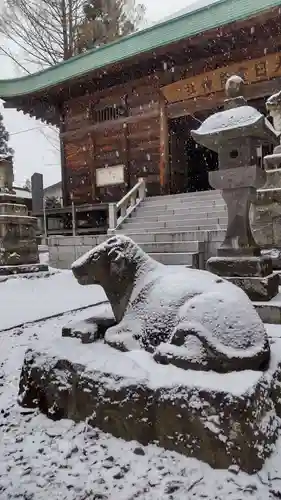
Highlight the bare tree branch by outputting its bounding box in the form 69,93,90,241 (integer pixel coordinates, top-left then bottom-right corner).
0,0,82,66
0,0,145,161
0,0,145,67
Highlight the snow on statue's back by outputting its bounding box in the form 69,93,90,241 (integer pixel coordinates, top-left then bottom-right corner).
72,235,270,373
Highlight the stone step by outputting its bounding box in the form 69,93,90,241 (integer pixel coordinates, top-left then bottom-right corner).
121,223,227,233
38,245,48,252
147,190,221,201
136,206,227,217
129,212,228,223
137,241,204,254
115,230,208,243
148,252,198,266
254,289,281,324
144,193,223,201
141,199,225,209
123,217,228,230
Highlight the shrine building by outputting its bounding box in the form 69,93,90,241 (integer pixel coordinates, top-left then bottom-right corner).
0,0,281,214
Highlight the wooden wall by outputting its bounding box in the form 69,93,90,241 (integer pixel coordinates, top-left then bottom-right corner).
62,80,162,205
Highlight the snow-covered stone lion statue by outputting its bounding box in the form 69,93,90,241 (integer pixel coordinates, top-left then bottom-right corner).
71,235,270,373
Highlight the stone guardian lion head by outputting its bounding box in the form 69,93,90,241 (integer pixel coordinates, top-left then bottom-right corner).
71,235,143,286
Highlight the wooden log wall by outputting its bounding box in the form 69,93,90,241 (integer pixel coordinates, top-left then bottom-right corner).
63,136,94,203
62,81,161,204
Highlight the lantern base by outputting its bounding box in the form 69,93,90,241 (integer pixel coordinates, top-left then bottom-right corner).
207,256,279,301
0,263,49,276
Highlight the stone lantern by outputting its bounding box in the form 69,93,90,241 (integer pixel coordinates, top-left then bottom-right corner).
251,90,281,252
191,75,279,301
0,155,14,190
0,156,47,274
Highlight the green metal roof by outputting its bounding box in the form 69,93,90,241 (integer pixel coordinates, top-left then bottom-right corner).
0,0,280,99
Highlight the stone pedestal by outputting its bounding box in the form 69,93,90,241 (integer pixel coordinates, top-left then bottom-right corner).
251,149,281,253
251,189,281,250
0,157,46,274
209,167,263,257
0,262,48,276
18,336,281,474
0,203,40,268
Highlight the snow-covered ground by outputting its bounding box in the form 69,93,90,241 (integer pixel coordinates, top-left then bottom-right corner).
0,269,281,499
0,268,106,330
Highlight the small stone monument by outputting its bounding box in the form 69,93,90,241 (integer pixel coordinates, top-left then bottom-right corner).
191,76,279,301
0,156,47,275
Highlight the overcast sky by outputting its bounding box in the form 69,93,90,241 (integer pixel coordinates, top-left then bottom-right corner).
0,0,196,188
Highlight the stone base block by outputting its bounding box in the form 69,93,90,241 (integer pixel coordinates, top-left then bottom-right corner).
207,256,273,277
207,256,279,301
262,249,281,270
0,263,49,276
227,273,279,301
271,255,281,270
18,339,281,474
217,247,261,257
253,286,281,324
255,302,281,324
1,244,40,266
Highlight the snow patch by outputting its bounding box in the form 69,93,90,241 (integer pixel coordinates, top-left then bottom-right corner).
0,269,106,330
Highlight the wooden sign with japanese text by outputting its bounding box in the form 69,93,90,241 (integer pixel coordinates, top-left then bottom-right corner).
96,164,125,187
162,52,281,104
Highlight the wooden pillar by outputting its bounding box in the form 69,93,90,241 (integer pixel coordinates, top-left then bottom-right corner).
159,95,169,195
123,122,131,190
89,132,96,202
58,104,69,207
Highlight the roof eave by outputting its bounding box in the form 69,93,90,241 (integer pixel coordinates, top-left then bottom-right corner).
0,0,280,101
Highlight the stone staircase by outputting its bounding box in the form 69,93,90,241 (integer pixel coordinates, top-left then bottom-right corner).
116,190,227,267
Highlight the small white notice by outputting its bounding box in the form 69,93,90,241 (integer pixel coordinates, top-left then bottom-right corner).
96,164,125,187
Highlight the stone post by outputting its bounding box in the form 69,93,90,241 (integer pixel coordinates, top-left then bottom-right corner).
31,172,44,214
108,203,117,233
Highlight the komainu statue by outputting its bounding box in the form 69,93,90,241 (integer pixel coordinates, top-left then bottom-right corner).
72,235,270,373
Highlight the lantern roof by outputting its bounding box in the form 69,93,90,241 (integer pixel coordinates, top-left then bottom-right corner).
191,76,279,152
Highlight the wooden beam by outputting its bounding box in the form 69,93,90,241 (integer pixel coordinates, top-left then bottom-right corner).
59,106,69,207
88,134,96,202
162,51,281,105
123,122,131,190
167,76,281,119
159,95,169,193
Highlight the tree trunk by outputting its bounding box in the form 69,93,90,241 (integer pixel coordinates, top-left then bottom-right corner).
61,0,69,60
